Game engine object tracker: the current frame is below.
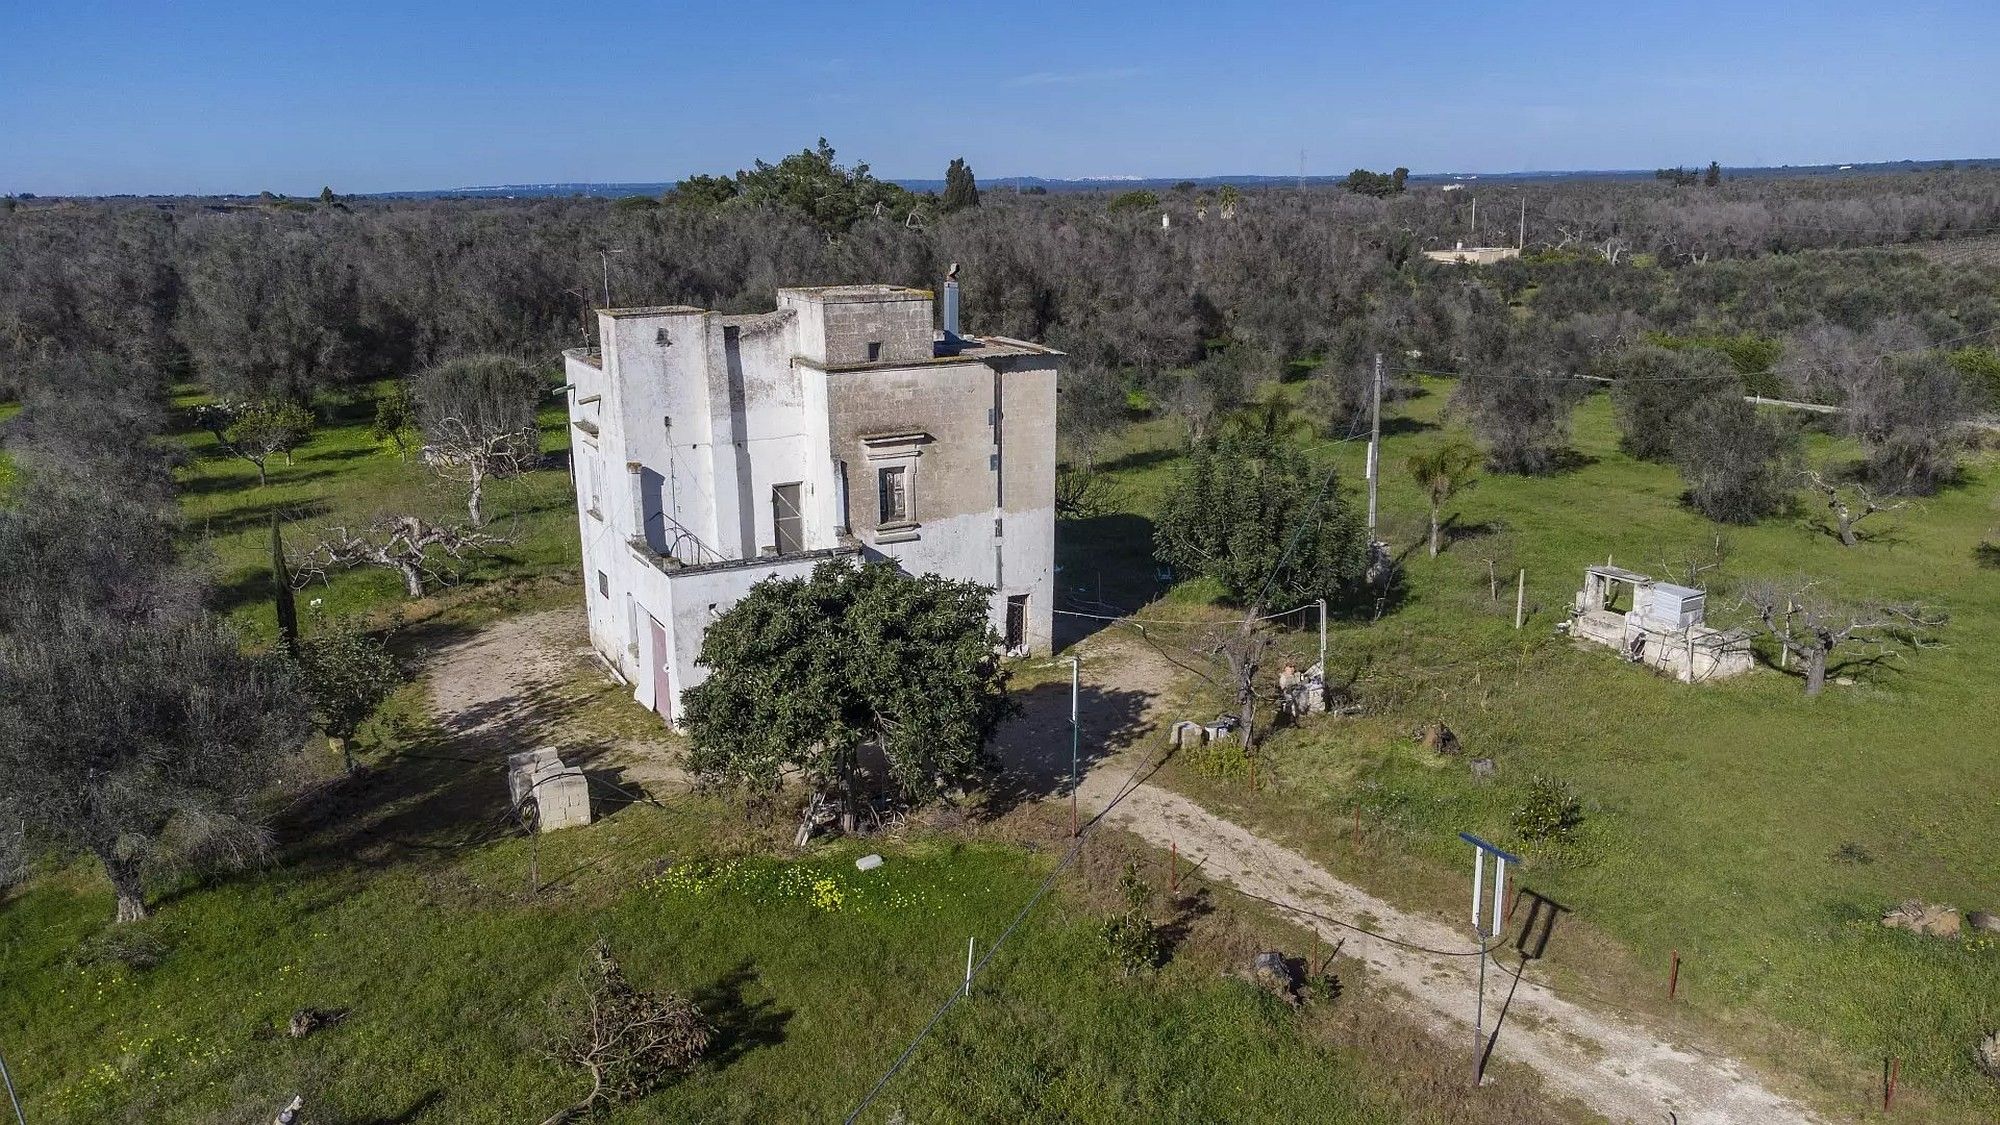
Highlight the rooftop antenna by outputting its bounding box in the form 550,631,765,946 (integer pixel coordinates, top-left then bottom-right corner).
1518,197,1527,250
1468,197,1476,243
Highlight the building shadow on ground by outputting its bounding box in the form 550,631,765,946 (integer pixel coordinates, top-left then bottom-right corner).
984,681,1153,816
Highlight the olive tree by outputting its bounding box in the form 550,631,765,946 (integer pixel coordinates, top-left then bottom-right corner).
0,606,304,921
1739,579,1944,697
681,559,1013,842
1669,395,1800,524
412,355,546,527
295,514,505,598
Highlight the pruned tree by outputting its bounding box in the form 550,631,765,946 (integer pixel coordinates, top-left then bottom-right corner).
1054,465,1114,521
295,515,505,598
1212,617,1273,753
202,399,317,486
681,560,1014,841
1739,579,1944,696
540,941,711,1125
412,355,546,526
0,605,304,922
1669,395,1800,524
1801,468,1908,546
1405,439,1482,557
293,611,401,771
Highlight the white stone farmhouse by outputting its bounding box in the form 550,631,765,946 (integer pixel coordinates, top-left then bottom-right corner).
561,279,1060,727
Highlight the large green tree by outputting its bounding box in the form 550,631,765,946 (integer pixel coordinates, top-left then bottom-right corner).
681,560,1013,838
942,157,980,212
1153,436,1369,611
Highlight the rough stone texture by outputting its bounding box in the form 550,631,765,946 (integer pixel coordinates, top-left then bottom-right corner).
1419,721,1461,755
1967,910,2000,935
507,748,593,832
1250,950,1304,1005
1978,1029,2000,1082
1881,900,1961,938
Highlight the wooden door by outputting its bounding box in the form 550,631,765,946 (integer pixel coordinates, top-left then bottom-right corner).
647,615,672,722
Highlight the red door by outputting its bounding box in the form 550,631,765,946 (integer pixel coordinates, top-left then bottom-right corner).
647,616,672,722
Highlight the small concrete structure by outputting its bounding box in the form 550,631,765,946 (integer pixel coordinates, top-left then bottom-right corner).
507,748,593,832
1567,565,1753,683
1422,243,1522,266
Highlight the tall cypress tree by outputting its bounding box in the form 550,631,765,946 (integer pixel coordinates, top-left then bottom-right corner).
942,157,979,212
271,515,299,654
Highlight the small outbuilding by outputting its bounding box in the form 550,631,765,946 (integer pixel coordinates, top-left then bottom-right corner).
1567,564,1753,683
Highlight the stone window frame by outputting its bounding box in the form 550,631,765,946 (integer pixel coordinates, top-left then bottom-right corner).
861,431,932,544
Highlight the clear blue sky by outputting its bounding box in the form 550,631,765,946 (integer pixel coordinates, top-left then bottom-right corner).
4,0,1997,196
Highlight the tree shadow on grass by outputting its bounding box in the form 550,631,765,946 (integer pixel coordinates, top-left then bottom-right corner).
342,1089,444,1125
690,960,792,1071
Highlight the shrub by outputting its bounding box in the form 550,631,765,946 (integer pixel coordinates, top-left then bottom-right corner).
1097,863,1164,978
1511,775,1585,846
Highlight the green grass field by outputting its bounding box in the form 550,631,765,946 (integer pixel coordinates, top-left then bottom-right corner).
169,382,582,640
1079,381,2000,1118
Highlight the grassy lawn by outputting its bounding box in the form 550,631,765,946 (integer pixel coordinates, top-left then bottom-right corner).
169,381,582,641
0,738,1430,1123
1078,381,2000,1118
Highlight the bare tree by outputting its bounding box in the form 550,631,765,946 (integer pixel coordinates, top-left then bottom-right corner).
1212,617,1273,754
412,355,546,526
295,515,505,598
1739,579,1944,696
1801,468,1909,546
540,942,711,1125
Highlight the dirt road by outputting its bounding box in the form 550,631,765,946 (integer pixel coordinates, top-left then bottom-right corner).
427,607,1822,1123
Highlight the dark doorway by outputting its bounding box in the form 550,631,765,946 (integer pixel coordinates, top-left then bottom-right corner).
772,483,803,555
1005,594,1028,652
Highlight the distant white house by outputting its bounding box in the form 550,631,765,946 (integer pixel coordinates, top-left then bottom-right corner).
561,279,1061,726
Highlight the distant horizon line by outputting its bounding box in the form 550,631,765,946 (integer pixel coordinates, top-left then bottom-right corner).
12,155,1993,201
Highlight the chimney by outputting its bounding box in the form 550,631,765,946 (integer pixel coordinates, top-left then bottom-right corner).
942,262,961,339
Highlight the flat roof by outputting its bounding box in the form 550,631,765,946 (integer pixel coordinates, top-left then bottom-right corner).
598,305,706,318
778,284,932,303
798,334,1062,374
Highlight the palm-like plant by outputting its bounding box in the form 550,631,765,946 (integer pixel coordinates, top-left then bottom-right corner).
1406,440,1483,558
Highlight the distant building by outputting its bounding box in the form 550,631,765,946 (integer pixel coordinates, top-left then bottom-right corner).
562,279,1061,726
1422,242,1522,266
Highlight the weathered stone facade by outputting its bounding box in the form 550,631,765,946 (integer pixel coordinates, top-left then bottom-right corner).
563,283,1061,727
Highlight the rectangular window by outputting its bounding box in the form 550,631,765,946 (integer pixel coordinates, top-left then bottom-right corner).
1005,595,1028,652
597,570,609,598
866,341,883,361
878,466,908,523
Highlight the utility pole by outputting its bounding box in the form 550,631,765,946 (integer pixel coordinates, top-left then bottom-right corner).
1316,597,1328,675
1366,353,1384,539
1518,197,1526,250
1469,197,1476,243
1068,654,1081,838
599,247,626,309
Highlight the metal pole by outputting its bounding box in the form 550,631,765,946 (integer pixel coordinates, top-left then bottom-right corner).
1366,353,1383,538
1518,197,1526,250
600,251,611,309
1474,939,1487,1088
1316,598,1327,674
1068,655,1080,838
965,936,975,998
1514,569,1526,630
0,1040,23,1125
